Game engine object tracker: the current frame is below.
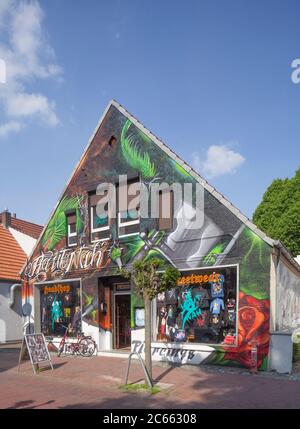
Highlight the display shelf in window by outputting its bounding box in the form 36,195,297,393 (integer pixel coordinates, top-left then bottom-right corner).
155,265,238,346
40,281,81,337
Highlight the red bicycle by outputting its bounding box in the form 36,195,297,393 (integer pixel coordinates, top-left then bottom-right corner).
57,324,97,357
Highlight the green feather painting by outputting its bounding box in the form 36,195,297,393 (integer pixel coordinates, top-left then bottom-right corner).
42,195,84,251
121,120,156,179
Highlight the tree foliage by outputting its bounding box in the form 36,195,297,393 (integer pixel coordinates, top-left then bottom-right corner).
121,258,180,300
252,167,300,256
121,259,179,383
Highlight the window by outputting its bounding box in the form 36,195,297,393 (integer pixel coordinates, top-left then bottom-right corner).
90,191,110,242
158,189,174,231
40,281,81,337
156,266,238,346
66,212,77,247
117,178,140,238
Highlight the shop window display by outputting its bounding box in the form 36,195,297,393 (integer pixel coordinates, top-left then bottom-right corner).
156,267,237,345
40,282,81,337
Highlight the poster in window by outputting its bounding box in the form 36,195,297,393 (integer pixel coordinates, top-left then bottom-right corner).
135,307,145,328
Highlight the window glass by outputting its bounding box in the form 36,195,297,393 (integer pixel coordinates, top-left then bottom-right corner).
156,266,237,345
158,190,174,231
117,178,140,237
120,208,139,222
40,282,81,337
119,223,139,237
90,191,110,241
92,205,108,229
69,223,76,234
66,212,77,246
68,234,77,246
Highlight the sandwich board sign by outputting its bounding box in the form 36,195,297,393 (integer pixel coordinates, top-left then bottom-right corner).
18,333,53,374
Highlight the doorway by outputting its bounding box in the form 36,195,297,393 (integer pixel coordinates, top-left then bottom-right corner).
114,293,131,349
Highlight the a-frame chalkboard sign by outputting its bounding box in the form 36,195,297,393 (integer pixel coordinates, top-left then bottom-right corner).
18,333,53,374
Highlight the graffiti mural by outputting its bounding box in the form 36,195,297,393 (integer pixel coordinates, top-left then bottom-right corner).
25,241,111,281
22,102,272,369
180,291,202,330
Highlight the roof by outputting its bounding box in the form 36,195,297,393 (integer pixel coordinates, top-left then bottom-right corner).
0,214,43,281
0,212,43,239
0,224,27,281
10,217,42,240
21,99,300,275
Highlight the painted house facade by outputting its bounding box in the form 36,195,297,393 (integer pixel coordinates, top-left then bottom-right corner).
0,210,42,342
21,100,300,370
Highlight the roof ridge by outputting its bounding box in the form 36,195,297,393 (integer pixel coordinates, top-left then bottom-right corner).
0,212,42,228
21,99,300,275
12,217,42,228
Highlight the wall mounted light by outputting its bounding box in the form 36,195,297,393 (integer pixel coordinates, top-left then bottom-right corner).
100,301,107,315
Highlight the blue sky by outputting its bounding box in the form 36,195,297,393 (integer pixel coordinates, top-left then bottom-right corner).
0,0,299,225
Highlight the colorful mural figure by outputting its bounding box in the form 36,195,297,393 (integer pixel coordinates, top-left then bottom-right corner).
51,295,63,330
82,291,98,323
109,242,123,269
42,195,85,251
180,290,202,330
121,120,156,180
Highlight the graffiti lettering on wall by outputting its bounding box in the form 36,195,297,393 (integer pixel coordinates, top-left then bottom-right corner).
132,340,196,361
25,241,110,281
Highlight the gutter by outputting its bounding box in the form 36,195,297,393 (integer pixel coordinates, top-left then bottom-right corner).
273,240,300,273
9,283,21,308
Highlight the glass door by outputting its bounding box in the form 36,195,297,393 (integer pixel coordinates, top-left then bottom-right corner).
114,293,131,349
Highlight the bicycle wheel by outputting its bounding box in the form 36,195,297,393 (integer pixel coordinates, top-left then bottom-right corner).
78,338,96,357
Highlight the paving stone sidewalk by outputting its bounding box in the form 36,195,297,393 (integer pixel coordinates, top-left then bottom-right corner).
1,344,300,409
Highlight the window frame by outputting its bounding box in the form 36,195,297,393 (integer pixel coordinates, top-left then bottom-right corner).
154,264,239,348
90,204,110,243
66,211,77,248
158,188,174,232
117,176,141,239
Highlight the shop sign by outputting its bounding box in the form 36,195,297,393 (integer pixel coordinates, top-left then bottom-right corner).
177,272,224,286
116,283,131,291
44,284,71,295
25,241,110,281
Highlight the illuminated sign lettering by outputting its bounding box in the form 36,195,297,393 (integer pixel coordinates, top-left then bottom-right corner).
44,284,71,295
177,272,224,286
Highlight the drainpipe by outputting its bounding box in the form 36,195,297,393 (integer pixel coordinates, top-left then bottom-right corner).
9,283,21,308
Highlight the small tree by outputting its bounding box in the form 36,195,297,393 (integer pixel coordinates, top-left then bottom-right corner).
122,258,180,383
253,167,300,256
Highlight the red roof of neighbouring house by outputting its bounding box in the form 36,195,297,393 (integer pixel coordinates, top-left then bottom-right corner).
10,217,42,240
0,225,27,281
0,212,43,281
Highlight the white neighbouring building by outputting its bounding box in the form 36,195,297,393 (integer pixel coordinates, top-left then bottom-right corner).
0,210,42,343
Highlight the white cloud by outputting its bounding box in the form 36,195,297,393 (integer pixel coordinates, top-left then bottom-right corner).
193,144,245,178
0,120,23,137
0,0,62,135
6,92,58,125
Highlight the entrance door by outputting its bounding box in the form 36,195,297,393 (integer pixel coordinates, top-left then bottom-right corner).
114,294,131,349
